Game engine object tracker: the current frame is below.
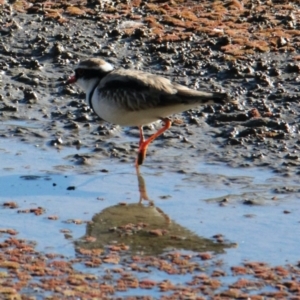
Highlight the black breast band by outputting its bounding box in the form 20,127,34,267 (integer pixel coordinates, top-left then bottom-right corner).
88,79,102,113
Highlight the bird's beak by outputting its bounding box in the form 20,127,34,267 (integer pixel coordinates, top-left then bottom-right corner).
66,75,77,84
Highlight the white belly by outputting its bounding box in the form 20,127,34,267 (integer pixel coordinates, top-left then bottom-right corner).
90,94,196,127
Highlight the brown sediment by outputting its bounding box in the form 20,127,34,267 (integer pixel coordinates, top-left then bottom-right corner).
1,0,300,297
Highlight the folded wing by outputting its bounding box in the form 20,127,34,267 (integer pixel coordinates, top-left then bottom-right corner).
98,69,233,111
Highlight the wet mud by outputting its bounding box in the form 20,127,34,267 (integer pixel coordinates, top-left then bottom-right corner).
1,0,300,299
1,0,300,174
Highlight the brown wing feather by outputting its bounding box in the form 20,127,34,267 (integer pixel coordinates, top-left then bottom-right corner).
98,68,230,111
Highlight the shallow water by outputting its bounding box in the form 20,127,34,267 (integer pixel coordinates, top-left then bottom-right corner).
0,123,299,269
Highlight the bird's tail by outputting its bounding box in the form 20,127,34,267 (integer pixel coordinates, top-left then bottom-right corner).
186,91,237,105
175,84,237,105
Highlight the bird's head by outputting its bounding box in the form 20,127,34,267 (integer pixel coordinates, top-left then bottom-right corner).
66,58,114,91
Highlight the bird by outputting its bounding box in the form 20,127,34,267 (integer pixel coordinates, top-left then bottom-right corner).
66,58,235,167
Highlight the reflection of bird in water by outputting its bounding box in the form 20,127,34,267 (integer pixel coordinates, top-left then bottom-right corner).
66,58,236,166
136,167,156,204
75,169,233,255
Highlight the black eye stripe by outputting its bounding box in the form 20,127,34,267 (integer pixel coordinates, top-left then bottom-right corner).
75,68,109,79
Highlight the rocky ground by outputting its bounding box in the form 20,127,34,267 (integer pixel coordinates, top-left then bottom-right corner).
1,0,300,299
1,0,300,174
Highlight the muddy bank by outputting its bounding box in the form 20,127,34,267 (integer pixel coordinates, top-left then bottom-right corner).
1,1,300,175
1,1,300,299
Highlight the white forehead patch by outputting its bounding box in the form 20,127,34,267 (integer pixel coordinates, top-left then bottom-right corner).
77,59,114,72
100,61,114,72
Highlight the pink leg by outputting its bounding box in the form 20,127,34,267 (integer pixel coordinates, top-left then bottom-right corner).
135,119,172,167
